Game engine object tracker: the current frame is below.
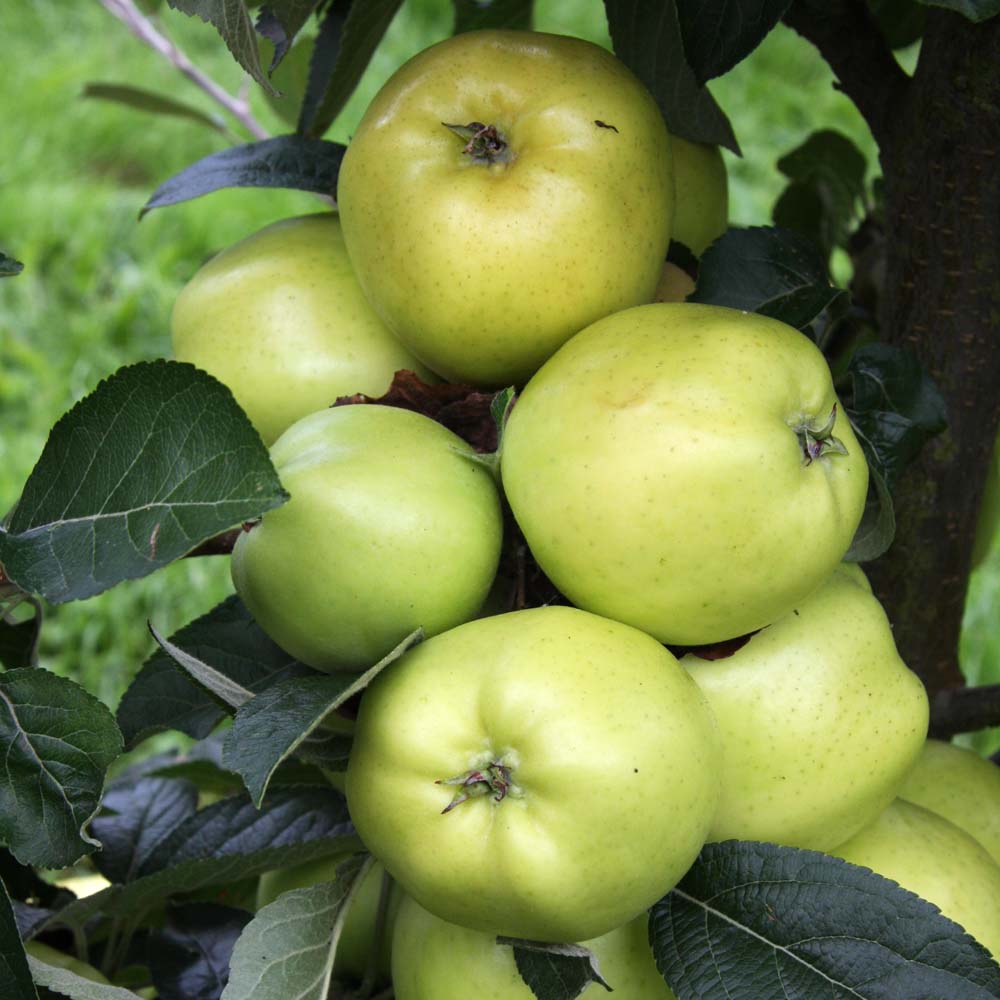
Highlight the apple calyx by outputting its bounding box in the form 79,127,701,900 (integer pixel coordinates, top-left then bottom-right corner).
437,760,516,814
795,405,850,465
442,122,511,164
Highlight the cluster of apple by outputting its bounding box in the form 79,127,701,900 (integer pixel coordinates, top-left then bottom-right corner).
172,28,1000,996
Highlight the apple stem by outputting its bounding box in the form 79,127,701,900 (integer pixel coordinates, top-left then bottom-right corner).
797,404,850,464
437,761,514,814
442,122,511,164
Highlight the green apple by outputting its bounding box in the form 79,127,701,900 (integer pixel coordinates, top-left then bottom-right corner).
502,302,870,646
171,213,432,445
652,261,695,303
257,857,398,983
391,895,676,999
682,566,928,850
345,605,721,943
670,136,728,257
830,800,1000,957
25,941,110,984
898,739,1000,865
231,405,503,671
337,29,674,387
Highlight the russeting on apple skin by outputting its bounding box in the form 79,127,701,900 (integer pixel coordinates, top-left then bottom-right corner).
682,565,929,851
345,605,721,944
898,738,1000,865
336,29,674,388
391,895,677,1000
830,799,1000,958
501,302,870,646
171,214,432,445
231,405,503,672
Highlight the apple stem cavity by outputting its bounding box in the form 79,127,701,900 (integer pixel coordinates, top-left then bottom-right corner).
796,404,850,465
442,122,511,165
437,761,516,814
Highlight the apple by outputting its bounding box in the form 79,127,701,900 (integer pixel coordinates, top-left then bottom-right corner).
898,739,1000,865
652,261,695,303
682,565,929,850
25,941,110,984
830,799,1000,958
501,302,870,646
231,404,503,672
257,856,399,983
337,29,674,387
171,213,433,445
670,136,728,257
391,895,676,999
345,605,721,943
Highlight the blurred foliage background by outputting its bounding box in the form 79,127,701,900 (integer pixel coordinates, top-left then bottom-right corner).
1,0,997,753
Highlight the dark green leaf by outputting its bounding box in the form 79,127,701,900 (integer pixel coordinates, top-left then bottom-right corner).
262,32,315,127
453,0,533,32
44,788,357,932
691,226,848,331
300,0,404,139
221,854,370,1000
505,939,610,1000
0,850,69,909
0,879,37,1000
149,902,252,1000
0,253,23,278
255,1,318,70
81,83,228,135
92,777,199,884
141,136,344,214
0,362,287,604
117,596,317,748
845,463,896,562
869,0,927,48
223,628,421,805
296,0,347,135
916,0,999,22
675,0,791,83
0,615,39,670
773,129,867,256
0,670,122,868
845,342,949,491
604,0,739,152
651,841,1000,1000
167,0,277,94
28,959,141,998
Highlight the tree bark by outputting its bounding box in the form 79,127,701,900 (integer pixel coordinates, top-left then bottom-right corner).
868,10,1000,694
786,5,1000,697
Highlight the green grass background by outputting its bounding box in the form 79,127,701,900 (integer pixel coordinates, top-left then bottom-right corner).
1,0,997,753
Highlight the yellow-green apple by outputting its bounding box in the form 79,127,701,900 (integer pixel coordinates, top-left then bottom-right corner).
171,214,432,445
231,405,503,671
391,895,676,999
337,30,674,387
345,605,721,943
501,302,869,645
257,857,398,983
670,136,728,256
830,800,1000,958
653,262,695,303
682,566,928,850
898,739,1000,865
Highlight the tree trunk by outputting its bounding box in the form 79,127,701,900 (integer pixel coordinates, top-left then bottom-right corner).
867,10,1000,695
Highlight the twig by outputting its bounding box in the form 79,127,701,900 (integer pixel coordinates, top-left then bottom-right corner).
185,527,243,558
929,684,1000,739
782,0,911,151
97,0,271,141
